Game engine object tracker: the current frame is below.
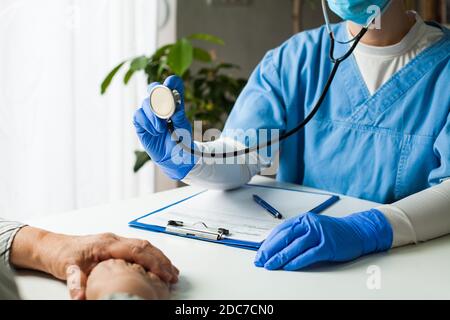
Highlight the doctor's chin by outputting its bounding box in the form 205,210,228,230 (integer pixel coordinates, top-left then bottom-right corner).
1,0,449,314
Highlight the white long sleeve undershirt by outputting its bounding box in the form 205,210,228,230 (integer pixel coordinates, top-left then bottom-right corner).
377,180,450,247
183,137,271,190
183,14,449,249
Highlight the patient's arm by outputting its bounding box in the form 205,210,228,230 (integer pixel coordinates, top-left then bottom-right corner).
10,227,178,299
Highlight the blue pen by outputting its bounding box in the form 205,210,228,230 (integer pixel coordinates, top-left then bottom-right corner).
253,194,283,219
309,195,340,214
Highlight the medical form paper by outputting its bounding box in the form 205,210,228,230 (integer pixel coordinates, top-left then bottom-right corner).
135,185,334,243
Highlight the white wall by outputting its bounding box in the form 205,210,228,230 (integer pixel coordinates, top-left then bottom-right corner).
177,0,328,78
0,0,159,220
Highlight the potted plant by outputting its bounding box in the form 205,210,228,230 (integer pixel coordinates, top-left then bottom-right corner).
101,33,247,172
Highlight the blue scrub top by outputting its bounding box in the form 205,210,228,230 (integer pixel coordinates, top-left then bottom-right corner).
224,22,450,204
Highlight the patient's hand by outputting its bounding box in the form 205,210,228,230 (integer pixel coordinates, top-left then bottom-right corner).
85,259,170,300
10,227,179,300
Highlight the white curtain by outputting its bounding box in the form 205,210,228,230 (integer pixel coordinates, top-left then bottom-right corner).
0,0,161,220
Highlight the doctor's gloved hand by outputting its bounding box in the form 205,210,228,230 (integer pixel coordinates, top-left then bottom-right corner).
254,209,393,271
133,75,197,180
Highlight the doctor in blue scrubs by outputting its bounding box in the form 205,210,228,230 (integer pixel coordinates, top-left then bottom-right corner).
134,0,450,271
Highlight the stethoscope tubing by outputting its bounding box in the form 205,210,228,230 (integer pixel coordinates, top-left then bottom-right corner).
169,26,368,159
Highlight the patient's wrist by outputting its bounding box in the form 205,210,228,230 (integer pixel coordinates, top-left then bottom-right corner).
10,226,72,279
10,226,51,273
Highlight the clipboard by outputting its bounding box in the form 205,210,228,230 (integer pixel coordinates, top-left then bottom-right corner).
129,184,340,251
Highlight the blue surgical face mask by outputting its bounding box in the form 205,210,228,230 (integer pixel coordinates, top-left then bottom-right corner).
327,0,391,26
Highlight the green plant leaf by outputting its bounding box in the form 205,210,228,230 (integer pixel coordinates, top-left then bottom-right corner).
216,63,239,70
188,33,225,45
145,62,159,83
124,69,135,85
130,56,148,71
152,44,173,59
101,61,126,94
167,38,194,76
193,47,212,63
157,62,168,79
101,33,249,172
134,151,151,173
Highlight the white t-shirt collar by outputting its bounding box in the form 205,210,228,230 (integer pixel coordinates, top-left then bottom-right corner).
347,11,426,57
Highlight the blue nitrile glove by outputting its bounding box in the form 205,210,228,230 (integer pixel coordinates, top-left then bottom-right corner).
133,75,198,180
255,209,393,271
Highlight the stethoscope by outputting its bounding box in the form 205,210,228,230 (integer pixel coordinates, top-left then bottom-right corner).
148,0,371,159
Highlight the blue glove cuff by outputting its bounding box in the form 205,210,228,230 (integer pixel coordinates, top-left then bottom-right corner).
343,209,394,255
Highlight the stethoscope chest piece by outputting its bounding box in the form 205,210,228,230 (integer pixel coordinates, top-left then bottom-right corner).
149,85,181,120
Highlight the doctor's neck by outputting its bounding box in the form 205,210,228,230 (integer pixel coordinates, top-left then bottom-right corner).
348,1,416,47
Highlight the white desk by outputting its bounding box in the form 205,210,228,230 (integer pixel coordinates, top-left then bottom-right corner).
16,177,450,300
